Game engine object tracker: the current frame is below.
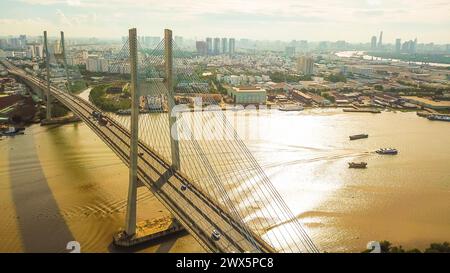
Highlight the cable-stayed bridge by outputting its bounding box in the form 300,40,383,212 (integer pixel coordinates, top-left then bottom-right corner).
1,28,319,253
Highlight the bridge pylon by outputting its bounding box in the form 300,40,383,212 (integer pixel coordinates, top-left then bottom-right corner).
125,27,139,237
60,31,71,92
164,29,180,170
113,28,183,248
43,31,52,119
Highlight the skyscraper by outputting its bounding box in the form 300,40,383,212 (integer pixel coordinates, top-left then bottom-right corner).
412,38,417,53
371,36,377,50
229,38,235,55
378,31,383,49
206,37,212,55
297,56,314,75
196,41,207,56
175,36,183,47
221,38,228,54
395,38,401,53
19,35,27,49
285,46,295,57
213,38,220,55
299,40,308,52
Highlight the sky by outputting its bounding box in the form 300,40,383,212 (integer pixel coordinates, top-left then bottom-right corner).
0,0,450,43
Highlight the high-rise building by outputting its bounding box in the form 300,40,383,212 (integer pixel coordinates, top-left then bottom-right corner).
54,39,61,54
0,39,7,49
335,40,346,50
196,41,207,56
285,46,295,57
412,38,418,53
318,41,328,51
34,44,44,58
297,56,314,75
175,36,183,47
9,38,21,49
86,55,110,73
402,39,418,54
86,55,100,72
25,44,43,59
378,31,383,49
206,37,212,55
213,38,220,55
229,38,235,55
395,38,401,53
26,45,35,59
19,35,27,49
299,40,308,52
221,38,228,54
371,36,377,50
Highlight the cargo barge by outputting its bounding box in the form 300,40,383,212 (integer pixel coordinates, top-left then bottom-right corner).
349,134,368,140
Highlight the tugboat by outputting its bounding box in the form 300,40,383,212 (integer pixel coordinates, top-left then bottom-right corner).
376,148,398,155
348,162,367,168
349,134,368,140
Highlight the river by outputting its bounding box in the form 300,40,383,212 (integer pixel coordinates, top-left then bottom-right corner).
335,50,450,68
1,107,449,252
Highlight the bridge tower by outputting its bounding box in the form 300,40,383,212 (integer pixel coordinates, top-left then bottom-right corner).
43,31,52,119
60,31,71,92
113,28,184,247
164,29,180,170
125,27,139,236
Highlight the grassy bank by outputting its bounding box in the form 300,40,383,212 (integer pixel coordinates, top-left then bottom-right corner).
89,84,131,112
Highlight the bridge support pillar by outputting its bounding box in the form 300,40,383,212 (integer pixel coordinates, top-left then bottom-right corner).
125,27,139,237
164,29,180,170
60,31,71,93
43,31,52,120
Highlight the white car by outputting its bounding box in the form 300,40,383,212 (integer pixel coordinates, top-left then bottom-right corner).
211,229,221,241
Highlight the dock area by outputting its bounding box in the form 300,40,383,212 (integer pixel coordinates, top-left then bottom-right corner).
343,108,381,113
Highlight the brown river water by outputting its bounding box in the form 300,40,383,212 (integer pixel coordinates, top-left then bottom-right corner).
0,108,449,252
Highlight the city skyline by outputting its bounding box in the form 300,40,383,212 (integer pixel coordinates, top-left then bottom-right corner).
0,0,450,43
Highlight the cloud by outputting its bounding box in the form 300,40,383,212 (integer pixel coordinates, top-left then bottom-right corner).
5,0,450,42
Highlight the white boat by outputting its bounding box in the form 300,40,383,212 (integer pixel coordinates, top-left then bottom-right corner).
278,104,304,111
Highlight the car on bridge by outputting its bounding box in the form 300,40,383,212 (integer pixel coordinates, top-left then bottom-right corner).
211,229,221,241
92,110,108,126
92,110,101,118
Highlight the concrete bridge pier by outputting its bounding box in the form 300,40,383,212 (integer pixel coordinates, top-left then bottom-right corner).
43,30,52,120
164,29,181,171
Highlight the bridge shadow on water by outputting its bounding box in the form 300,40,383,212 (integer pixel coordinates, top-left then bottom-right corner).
107,230,188,253
8,127,75,253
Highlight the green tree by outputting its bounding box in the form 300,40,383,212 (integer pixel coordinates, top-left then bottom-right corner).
379,240,392,253
425,242,450,253
325,73,347,83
